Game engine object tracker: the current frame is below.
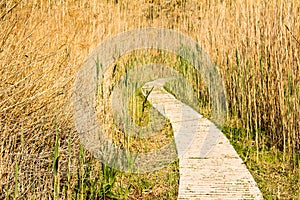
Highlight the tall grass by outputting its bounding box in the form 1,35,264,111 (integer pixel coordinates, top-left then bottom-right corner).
0,0,299,198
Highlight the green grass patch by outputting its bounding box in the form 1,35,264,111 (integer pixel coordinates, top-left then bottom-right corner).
222,126,300,199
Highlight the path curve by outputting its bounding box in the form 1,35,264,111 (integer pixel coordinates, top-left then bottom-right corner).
142,78,263,199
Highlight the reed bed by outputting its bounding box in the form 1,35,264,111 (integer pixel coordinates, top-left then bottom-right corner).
0,0,299,198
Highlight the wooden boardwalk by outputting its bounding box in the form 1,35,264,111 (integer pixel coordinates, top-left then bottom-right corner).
142,78,263,200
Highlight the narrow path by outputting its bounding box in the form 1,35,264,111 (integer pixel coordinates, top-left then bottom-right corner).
142,78,263,200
